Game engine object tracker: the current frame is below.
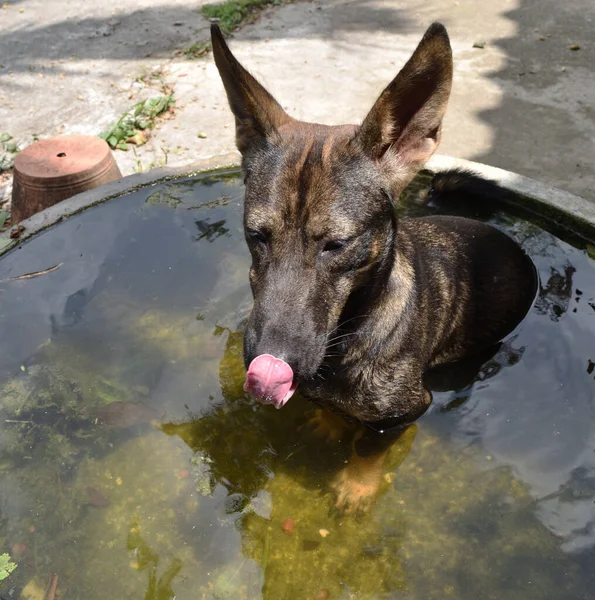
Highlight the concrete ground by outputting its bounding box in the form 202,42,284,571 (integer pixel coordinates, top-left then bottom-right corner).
1,0,594,212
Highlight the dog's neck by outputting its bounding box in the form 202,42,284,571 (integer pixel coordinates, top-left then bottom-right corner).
338,228,414,362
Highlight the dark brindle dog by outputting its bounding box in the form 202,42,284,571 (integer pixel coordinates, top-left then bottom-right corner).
210,23,537,514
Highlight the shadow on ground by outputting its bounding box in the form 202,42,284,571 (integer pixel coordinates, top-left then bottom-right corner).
0,7,207,76
0,1,414,76
472,0,595,200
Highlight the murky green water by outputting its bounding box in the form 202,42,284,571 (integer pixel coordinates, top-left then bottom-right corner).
1,169,595,600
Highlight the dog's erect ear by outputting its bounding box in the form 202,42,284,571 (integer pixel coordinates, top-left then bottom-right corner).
355,23,453,185
211,25,292,155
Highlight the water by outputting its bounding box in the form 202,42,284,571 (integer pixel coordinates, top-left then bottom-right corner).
0,169,594,600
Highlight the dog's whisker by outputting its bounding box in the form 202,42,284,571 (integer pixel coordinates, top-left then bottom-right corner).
327,314,371,338
325,338,356,351
326,332,359,347
327,331,359,342
325,343,348,352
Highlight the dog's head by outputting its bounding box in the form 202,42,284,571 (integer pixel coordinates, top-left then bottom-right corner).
211,24,453,408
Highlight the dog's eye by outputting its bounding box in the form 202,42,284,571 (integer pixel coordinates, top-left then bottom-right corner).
247,229,267,244
323,240,347,253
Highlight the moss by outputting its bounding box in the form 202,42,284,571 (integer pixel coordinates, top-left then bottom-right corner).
145,181,198,208
202,0,283,35
223,425,583,600
0,552,17,582
218,330,246,399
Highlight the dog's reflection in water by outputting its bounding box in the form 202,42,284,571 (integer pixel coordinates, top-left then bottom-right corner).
160,329,525,599
163,327,521,514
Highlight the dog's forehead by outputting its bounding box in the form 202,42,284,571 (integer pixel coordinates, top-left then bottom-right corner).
245,125,383,235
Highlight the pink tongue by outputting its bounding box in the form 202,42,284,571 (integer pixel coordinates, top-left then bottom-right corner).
244,354,297,409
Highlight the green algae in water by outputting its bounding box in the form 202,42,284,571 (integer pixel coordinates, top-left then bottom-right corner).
0,552,17,582
0,171,595,599
145,181,198,209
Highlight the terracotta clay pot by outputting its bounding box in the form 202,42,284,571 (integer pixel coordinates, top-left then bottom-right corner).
11,135,122,224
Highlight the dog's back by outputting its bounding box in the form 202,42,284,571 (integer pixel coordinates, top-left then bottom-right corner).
400,210,536,368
